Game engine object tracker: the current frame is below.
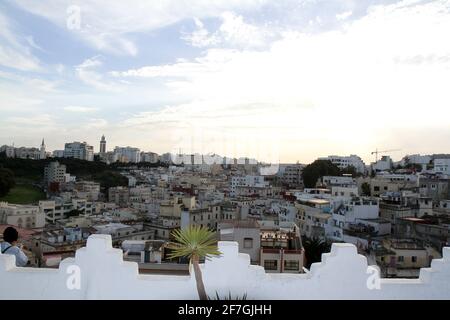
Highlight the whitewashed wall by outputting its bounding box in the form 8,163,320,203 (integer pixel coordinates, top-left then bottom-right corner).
0,234,449,300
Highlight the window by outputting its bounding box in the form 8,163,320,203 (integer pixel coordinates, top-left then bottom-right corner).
374,186,380,192
244,238,253,249
398,256,404,262
264,260,278,270
412,256,417,263
284,260,299,271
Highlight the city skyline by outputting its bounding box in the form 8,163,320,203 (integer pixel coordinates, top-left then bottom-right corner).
2,133,448,166
1,0,450,164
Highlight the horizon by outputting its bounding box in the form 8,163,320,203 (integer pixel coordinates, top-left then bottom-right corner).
1,135,447,165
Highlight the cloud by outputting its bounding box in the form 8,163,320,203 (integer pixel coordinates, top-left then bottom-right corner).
7,114,56,126
114,0,450,162
84,118,108,129
12,0,270,56
336,10,352,20
63,106,98,113
0,11,41,71
75,55,122,91
182,11,275,49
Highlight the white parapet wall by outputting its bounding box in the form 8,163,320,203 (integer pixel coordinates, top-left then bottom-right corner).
0,234,449,299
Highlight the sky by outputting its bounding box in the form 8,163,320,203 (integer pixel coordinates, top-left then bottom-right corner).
0,0,449,164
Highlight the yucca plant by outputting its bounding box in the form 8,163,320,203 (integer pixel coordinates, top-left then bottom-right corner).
167,225,221,300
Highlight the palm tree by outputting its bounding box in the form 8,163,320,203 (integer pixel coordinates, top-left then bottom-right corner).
167,225,221,300
302,237,331,269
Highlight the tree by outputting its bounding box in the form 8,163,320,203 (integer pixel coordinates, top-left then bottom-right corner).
167,226,221,300
361,182,371,196
0,167,15,197
301,160,341,188
302,237,331,269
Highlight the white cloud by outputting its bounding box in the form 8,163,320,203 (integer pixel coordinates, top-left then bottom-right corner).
0,11,41,71
63,106,98,113
182,12,274,49
336,10,352,20
75,56,122,91
85,118,108,129
115,0,450,162
7,114,55,126
12,0,270,56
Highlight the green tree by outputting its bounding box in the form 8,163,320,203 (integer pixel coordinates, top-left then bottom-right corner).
361,182,371,196
301,160,341,188
302,237,331,269
167,226,221,300
0,167,16,197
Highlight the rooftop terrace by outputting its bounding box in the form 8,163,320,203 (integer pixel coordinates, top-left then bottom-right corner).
1,234,450,299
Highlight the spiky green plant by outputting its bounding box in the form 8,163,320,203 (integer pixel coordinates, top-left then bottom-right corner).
167,225,221,300
209,291,248,300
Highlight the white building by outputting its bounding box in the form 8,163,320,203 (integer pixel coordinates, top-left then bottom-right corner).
318,155,366,174
400,154,432,170
434,159,450,175
280,164,304,188
141,152,159,163
44,161,67,185
40,139,46,160
330,198,379,241
372,156,393,172
52,150,64,158
114,146,141,163
14,147,41,160
230,175,270,197
0,202,45,228
64,142,94,161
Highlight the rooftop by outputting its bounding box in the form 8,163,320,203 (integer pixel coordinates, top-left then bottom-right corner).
1,235,449,299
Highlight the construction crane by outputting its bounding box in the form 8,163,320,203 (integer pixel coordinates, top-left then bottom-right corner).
371,148,401,162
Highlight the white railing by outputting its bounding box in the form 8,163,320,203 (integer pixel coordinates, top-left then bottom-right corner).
0,234,449,299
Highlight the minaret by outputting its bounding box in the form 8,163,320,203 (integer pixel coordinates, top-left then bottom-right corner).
40,138,46,159
100,135,106,154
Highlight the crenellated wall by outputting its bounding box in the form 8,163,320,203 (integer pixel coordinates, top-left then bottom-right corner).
1,234,449,299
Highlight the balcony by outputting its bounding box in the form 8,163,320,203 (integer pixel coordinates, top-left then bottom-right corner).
1,235,450,299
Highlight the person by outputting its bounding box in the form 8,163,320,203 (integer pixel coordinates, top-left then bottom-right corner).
1,226,28,267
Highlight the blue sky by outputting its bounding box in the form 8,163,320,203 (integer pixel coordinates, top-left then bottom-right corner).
1,0,450,163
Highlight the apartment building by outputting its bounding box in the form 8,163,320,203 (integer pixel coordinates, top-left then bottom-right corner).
318,155,366,174
419,174,450,202
218,220,261,264
39,199,93,224
109,186,130,207
433,158,450,175
230,175,269,197
260,222,304,273
374,239,441,278
44,161,68,185
280,164,304,188
114,146,141,163
0,202,45,228
64,142,94,161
